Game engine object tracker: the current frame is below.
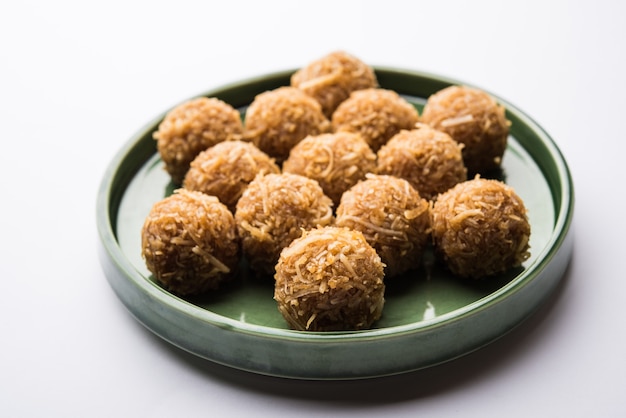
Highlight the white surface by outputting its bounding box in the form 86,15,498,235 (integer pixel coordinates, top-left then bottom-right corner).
1,1,624,416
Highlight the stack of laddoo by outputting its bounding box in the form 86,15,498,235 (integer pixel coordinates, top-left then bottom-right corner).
140,51,531,332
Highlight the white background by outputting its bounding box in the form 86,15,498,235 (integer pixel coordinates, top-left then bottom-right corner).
1,1,624,416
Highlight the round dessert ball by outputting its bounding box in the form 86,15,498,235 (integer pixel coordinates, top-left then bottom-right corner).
242,86,330,163
430,177,531,279
421,85,510,175
153,97,243,185
290,51,378,118
141,189,240,296
282,131,376,205
336,174,431,278
332,88,420,152
235,173,334,276
274,226,385,331
376,124,467,200
183,140,280,212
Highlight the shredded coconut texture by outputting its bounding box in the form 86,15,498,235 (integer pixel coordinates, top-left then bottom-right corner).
235,173,334,276
153,97,243,184
274,226,385,331
141,189,240,296
336,174,431,278
376,124,467,200
183,140,279,212
242,86,330,163
430,177,531,279
332,88,420,152
282,131,376,205
291,51,378,118
421,85,510,175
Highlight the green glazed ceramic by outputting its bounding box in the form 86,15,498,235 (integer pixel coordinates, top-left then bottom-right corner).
97,68,574,379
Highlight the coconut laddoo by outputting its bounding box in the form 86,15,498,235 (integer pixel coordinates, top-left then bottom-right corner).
421,85,510,175
183,140,280,212
235,173,334,276
336,174,431,278
274,226,385,331
332,88,420,152
141,189,240,296
430,177,531,279
291,51,378,118
376,124,467,200
153,97,243,184
282,131,376,205
242,86,330,163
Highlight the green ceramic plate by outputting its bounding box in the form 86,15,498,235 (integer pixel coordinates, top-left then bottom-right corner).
97,68,574,379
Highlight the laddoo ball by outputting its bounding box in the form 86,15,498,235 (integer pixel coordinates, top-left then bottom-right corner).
376,124,467,200
332,88,420,152
421,85,510,175
153,97,243,184
282,131,376,205
235,173,334,276
430,177,531,279
141,189,240,296
183,140,280,212
274,226,385,331
242,86,330,163
336,174,431,278
290,51,378,118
